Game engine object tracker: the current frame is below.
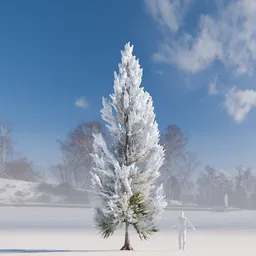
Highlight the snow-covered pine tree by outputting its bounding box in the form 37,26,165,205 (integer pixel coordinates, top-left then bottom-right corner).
91,42,166,250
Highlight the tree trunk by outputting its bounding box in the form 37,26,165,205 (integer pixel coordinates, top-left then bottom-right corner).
120,222,133,250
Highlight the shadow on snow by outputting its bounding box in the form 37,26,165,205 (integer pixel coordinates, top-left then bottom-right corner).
0,249,176,253
0,249,127,254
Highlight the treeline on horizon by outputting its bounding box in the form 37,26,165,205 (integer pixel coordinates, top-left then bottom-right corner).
0,121,256,209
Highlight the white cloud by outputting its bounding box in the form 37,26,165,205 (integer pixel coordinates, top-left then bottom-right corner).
75,97,88,109
155,70,164,76
208,74,219,95
144,0,191,33
208,83,218,95
149,0,256,75
154,16,222,73
145,0,256,122
224,87,256,122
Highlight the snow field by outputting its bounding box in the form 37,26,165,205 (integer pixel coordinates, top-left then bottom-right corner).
0,207,255,255
0,229,255,256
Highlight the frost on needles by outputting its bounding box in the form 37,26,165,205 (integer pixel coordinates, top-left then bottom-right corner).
90,42,167,250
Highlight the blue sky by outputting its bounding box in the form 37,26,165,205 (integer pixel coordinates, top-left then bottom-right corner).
1,0,256,174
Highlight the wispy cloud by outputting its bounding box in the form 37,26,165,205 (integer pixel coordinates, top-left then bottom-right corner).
145,0,256,122
153,16,222,73
155,70,164,76
75,97,88,109
208,83,218,95
149,0,256,75
224,88,256,122
144,0,192,33
208,75,219,95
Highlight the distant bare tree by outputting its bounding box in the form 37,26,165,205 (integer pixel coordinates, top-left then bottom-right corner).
160,125,197,203
176,152,199,202
0,123,42,182
52,121,108,188
0,123,13,177
5,155,41,182
49,163,71,185
235,165,256,208
40,167,49,183
197,166,233,207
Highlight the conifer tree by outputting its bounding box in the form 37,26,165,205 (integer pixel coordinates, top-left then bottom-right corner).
91,42,166,250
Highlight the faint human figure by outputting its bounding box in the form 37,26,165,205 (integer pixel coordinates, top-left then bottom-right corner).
171,211,195,251
224,193,228,209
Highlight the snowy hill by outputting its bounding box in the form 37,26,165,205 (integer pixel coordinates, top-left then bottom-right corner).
0,178,236,211
0,178,91,205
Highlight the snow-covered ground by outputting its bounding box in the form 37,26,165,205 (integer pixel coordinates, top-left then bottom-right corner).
0,179,56,204
0,207,255,255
